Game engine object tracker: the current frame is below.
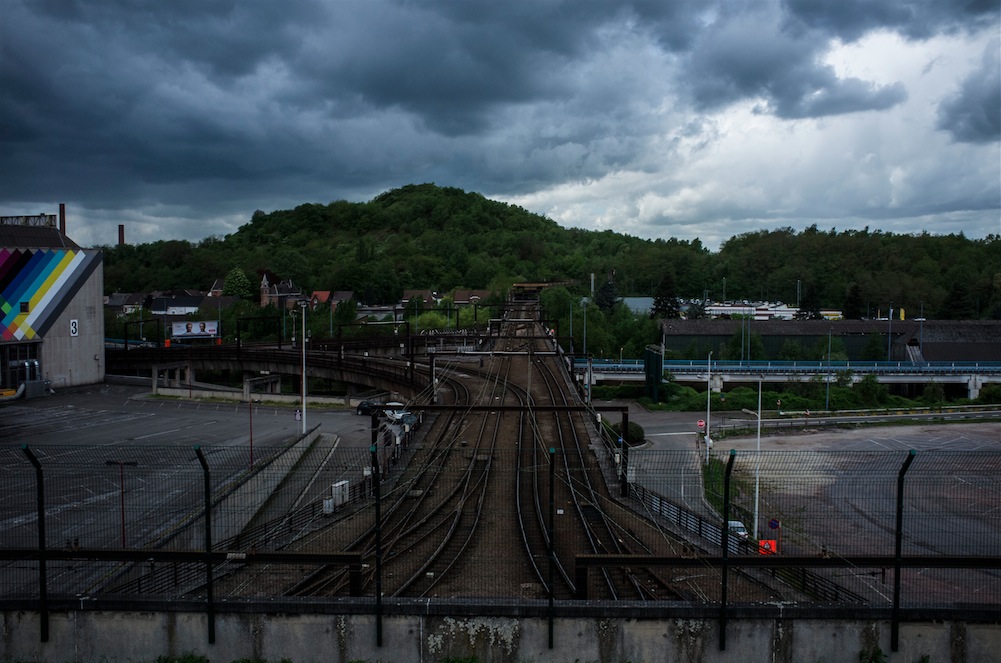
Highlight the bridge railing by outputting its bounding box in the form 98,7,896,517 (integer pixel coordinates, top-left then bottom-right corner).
574,358,1001,375
663,360,1001,374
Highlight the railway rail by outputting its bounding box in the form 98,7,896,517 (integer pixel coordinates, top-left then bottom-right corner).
224,304,775,603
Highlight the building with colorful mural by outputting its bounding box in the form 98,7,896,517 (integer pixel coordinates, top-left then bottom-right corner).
0,208,104,395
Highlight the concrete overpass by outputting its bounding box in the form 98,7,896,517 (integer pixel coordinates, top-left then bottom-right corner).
106,345,430,401
577,359,1001,399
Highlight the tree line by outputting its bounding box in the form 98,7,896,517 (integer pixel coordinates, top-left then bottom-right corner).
101,183,1001,321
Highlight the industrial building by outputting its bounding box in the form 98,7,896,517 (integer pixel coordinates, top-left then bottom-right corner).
0,206,104,396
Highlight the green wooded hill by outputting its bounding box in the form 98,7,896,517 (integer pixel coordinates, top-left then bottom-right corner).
101,183,1001,319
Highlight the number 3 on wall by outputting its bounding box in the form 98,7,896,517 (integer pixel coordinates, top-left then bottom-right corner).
70,319,79,337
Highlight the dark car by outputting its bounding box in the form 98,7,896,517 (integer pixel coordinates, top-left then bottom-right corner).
356,400,385,416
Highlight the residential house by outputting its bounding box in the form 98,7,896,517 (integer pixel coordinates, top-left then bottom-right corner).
260,274,304,309
401,290,437,307
206,278,225,297
310,290,355,310
450,289,494,306
104,292,145,316
148,293,204,316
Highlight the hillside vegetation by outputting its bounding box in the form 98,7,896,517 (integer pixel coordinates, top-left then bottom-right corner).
101,183,1001,320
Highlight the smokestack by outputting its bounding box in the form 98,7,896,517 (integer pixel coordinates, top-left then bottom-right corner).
59,203,66,235
119,224,125,246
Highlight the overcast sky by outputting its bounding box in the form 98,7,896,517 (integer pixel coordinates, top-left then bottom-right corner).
2,0,998,251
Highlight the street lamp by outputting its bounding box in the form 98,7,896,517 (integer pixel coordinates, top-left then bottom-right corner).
106,460,137,548
299,300,308,435
741,377,763,540
705,350,713,464
568,299,573,351
825,327,832,410
248,398,254,470
887,302,893,362
582,297,590,405
918,300,925,358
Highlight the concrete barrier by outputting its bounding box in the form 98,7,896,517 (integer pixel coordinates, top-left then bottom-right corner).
3,609,998,662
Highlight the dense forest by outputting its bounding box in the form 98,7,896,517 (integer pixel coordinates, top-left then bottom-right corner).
101,183,1001,320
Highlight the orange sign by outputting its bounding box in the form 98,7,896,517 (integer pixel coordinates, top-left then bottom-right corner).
759,540,778,555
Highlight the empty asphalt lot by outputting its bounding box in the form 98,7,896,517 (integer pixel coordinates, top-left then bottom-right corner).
1,383,374,452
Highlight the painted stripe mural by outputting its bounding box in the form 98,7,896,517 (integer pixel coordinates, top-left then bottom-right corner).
0,248,102,341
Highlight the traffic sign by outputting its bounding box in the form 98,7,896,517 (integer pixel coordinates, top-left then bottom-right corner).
697,419,705,429
768,518,780,530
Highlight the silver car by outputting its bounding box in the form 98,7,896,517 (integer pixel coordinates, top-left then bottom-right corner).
727,520,749,541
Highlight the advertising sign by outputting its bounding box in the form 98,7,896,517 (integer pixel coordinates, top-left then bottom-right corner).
171,320,219,337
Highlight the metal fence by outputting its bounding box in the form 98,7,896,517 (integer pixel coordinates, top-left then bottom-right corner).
3,442,998,614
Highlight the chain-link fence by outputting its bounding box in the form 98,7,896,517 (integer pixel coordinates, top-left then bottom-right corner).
3,441,998,611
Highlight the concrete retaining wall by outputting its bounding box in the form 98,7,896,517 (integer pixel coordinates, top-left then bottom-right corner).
3,610,998,663
155,386,351,407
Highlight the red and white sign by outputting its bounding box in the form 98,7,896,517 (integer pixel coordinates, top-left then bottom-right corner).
697,419,705,429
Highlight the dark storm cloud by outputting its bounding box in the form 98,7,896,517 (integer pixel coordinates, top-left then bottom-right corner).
936,39,1001,144
0,0,997,248
782,0,1000,41
289,1,705,136
684,5,907,118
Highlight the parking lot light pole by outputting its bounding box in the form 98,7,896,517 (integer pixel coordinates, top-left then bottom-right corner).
705,350,713,464
106,460,138,547
741,377,763,540
299,301,307,435
826,327,832,410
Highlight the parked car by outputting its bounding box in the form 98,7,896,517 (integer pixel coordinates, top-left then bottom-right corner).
382,410,414,426
397,412,418,426
727,520,749,541
356,400,385,416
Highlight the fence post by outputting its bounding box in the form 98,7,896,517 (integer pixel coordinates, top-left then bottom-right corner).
891,449,916,652
719,450,736,651
371,443,383,648
21,445,48,642
194,446,215,645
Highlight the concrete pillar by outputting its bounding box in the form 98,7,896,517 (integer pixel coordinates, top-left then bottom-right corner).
968,375,982,400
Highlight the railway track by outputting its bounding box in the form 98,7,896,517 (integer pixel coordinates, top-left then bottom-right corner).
211,303,771,603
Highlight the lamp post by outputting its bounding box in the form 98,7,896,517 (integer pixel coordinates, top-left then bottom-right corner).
825,327,832,411
582,298,590,405
887,302,893,362
705,350,713,464
919,300,924,357
106,460,137,548
299,300,307,435
741,377,762,540
568,299,573,351
248,399,254,470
